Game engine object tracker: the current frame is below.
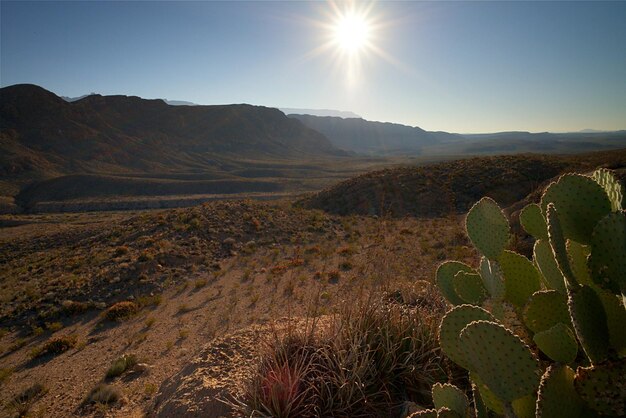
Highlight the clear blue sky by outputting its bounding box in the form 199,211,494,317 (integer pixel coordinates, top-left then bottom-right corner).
2,1,625,133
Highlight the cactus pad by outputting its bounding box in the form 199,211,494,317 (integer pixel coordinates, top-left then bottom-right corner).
498,250,541,307
407,409,438,418
459,320,540,402
465,197,510,260
432,383,468,416
546,204,577,287
595,288,626,357
523,290,571,333
533,323,578,364
479,257,505,299
436,261,474,305
439,305,495,369
533,239,566,293
589,211,626,294
566,240,592,286
470,372,504,415
435,408,461,418
568,285,609,364
541,174,612,244
592,168,624,212
512,395,536,418
536,365,583,418
472,383,488,418
574,361,626,416
520,203,548,240
453,271,487,305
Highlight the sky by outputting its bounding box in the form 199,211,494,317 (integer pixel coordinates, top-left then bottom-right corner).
1,1,625,133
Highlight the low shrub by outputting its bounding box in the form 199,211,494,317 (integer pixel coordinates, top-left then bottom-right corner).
31,335,77,358
106,354,138,378
104,301,139,321
86,383,121,405
238,295,453,417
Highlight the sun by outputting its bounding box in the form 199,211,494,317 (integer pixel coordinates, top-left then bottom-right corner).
333,13,371,53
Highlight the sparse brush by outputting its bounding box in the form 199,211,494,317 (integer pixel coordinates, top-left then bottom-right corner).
104,301,139,321
0,367,13,386
106,354,138,378
6,383,47,416
238,297,450,417
31,335,77,358
61,299,89,315
86,383,121,405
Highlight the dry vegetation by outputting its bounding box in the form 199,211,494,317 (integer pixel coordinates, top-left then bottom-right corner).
2,150,622,417
0,198,475,417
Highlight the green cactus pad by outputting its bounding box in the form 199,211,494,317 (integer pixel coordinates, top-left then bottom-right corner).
498,250,542,307
472,383,488,418
536,365,583,418
523,290,571,333
436,408,461,418
439,305,495,369
589,211,626,294
533,323,579,364
465,197,510,260
512,395,536,418
436,261,474,305
459,320,540,402
568,285,609,364
574,361,626,416
566,240,592,286
479,257,506,299
533,239,566,293
470,373,504,415
541,174,612,244
407,409,438,418
520,203,548,240
453,271,487,305
546,204,577,287
592,168,624,212
595,288,626,357
432,383,468,416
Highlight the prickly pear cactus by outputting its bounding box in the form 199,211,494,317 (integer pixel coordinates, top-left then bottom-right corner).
466,197,510,260
541,174,611,244
430,169,625,418
459,320,540,402
536,365,583,418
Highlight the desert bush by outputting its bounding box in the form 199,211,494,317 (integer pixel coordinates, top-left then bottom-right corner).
86,383,121,405
104,301,139,321
6,383,47,416
425,169,626,417
61,299,89,315
238,295,451,417
106,354,138,378
31,335,77,358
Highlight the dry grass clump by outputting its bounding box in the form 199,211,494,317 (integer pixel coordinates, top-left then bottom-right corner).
86,383,122,405
6,383,47,416
61,299,89,315
31,335,77,358
104,301,139,321
237,292,453,417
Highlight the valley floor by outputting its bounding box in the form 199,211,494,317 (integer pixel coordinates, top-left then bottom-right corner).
0,202,475,417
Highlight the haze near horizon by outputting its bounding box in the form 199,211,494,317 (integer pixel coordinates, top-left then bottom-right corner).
1,0,625,133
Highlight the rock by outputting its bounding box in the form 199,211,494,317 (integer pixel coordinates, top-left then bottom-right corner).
222,238,236,246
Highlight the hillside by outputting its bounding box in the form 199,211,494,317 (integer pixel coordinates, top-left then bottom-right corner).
297,148,626,217
0,84,344,182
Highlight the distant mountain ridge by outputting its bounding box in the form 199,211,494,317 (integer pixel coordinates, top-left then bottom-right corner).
0,84,345,181
280,108,361,118
290,114,626,156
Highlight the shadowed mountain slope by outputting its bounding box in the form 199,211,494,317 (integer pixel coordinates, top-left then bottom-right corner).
0,84,344,181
